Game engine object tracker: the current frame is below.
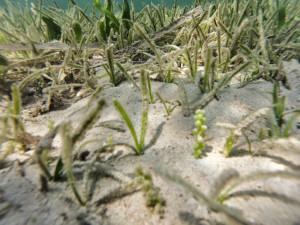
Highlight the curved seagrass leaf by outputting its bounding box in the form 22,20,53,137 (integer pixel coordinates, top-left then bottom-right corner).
11,84,21,116
139,70,149,153
106,0,113,11
41,16,62,41
97,20,107,41
277,6,286,32
72,22,83,42
0,54,9,66
113,99,139,154
94,0,120,29
122,0,131,30
60,122,85,206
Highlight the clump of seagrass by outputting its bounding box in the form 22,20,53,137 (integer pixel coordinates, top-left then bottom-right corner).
0,0,135,107
155,92,180,116
260,82,300,139
113,69,149,155
93,166,166,215
103,44,122,86
216,107,270,157
200,47,216,93
136,167,166,214
0,84,40,163
34,98,106,206
191,61,252,111
181,44,199,79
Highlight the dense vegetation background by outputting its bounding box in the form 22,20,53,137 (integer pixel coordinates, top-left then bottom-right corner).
0,0,195,11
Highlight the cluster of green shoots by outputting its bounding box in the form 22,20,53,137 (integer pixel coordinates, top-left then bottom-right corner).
216,82,300,157
136,167,166,214
262,82,300,139
193,109,207,158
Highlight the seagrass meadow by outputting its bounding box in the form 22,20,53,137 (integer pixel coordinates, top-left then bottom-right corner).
0,0,196,11
0,0,300,224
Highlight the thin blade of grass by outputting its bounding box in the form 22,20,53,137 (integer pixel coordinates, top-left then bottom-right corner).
116,62,140,91
139,70,149,153
72,99,106,144
60,122,85,206
113,99,139,154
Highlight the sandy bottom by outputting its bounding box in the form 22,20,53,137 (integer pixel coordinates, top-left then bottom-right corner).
0,60,300,225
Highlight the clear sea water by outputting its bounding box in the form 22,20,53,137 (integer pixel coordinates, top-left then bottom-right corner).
0,0,196,12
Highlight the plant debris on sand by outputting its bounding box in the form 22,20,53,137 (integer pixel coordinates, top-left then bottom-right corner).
0,0,300,224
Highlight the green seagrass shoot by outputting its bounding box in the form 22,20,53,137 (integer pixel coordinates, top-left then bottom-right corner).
155,92,178,116
136,167,166,214
259,83,300,139
193,109,207,158
113,70,149,155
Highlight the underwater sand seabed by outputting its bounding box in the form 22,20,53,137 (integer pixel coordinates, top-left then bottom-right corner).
0,1,300,224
